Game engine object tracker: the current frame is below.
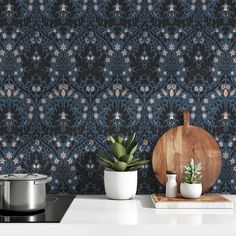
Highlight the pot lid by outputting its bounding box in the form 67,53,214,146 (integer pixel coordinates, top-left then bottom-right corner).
0,173,48,181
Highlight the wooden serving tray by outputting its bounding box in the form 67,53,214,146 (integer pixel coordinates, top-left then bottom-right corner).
151,194,233,209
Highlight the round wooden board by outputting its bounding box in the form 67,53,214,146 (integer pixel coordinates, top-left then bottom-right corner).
152,110,222,192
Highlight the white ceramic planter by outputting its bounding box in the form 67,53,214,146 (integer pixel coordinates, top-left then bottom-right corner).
180,182,202,199
104,170,137,200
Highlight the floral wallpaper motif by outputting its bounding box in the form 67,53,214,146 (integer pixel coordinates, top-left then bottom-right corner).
0,0,236,194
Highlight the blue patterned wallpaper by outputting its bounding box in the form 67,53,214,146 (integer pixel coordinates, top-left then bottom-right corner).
0,0,236,194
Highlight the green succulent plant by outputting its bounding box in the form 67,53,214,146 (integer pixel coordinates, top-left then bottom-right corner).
98,133,148,171
183,159,202,184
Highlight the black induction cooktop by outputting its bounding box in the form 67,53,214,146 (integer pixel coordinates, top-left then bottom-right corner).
0,195,75,223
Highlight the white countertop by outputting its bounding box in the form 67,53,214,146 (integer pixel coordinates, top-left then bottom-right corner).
1,195,236,236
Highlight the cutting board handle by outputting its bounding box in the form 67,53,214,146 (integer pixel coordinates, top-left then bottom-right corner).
184,109,190,126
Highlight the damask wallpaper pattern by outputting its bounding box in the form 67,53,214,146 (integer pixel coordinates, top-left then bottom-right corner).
0,0,235,194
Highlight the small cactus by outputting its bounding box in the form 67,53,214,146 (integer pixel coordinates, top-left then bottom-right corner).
98,133,148,171
183,159,202,184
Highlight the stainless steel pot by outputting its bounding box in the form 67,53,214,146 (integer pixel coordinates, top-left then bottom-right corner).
0,169,51,212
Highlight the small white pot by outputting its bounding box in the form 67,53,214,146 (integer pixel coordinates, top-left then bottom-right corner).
180,183,202,199
104,169,137,200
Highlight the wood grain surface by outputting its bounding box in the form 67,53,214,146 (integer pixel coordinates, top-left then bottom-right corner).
152,194,231,203
152,110,222,192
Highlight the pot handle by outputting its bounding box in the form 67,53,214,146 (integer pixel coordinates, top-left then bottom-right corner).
34,177,52,185
12,168,32,176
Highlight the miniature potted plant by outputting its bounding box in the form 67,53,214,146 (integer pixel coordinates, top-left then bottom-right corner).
180,159,203,199
98,133,148,200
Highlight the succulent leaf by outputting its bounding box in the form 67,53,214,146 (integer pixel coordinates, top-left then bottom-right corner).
116,136,124,144
126,166,140,171
119,154,133,163
112,161,128,171
109,143,126,159
128,159,148,167
109,135,116,143
126,141,137,154
98,153,115,166
99,160,112,169
98,153,112,161
130,144,138,155
126,133,136,149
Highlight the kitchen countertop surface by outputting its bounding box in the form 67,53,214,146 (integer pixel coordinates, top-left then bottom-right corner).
1,195,236,236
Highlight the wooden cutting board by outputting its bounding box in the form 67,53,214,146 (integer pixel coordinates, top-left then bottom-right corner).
151,194,233,209
152,110,222,192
